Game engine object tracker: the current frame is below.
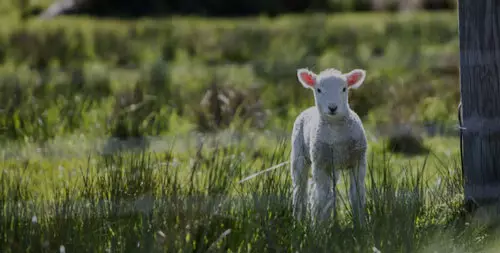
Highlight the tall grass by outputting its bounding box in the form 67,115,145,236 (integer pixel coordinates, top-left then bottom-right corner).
0,137,493,253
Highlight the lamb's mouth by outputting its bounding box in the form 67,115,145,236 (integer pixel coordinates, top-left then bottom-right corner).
327,110,338,116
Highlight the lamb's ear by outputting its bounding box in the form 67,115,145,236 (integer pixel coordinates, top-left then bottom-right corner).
344,69,366,89
297,68,317,89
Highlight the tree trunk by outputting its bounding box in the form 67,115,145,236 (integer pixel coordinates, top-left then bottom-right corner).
459,0,500,212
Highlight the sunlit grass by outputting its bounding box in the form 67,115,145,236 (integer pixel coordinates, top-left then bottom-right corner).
0,134,495,252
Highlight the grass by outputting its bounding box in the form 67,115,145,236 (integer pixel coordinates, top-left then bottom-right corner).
0,11,461,144
1,9,496,252
0,136,496,252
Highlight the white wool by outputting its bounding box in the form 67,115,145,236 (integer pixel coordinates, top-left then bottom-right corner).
291,67,368,226
318,68,342,77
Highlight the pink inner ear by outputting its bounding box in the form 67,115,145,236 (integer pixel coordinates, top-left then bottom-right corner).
300,72,315,87
347,72,361,87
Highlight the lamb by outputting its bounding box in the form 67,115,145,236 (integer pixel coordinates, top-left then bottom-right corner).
290,67,368,226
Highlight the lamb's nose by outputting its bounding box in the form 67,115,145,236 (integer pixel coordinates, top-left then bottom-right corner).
328,105,338,114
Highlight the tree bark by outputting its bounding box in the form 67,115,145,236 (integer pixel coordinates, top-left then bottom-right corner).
459,0,500,211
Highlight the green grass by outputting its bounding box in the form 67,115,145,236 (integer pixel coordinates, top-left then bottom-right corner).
0,11,461,144
1,10,494,252
0,135,497,252
0,127,484,252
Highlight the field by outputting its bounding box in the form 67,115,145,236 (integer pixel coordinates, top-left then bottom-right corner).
1,9,499,252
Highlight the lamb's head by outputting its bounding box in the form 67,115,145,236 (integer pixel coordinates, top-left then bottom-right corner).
296,68,366,118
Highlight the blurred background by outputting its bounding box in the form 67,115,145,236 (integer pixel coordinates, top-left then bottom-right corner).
0,0,460,157
10,0,457,18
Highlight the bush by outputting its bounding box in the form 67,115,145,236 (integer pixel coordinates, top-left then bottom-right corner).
386,129,429,156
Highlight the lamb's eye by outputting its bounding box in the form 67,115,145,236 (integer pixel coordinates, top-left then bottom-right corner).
342,87,347,92
317,88,322,93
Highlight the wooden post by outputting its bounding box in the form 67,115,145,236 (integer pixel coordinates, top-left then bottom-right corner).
459,0,500,213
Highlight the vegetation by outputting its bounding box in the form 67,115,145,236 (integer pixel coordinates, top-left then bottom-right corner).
2,137,496,253
0,12,460,142
1,10,494,252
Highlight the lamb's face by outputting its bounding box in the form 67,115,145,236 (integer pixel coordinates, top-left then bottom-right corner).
314,75,349,117
297,68,366,119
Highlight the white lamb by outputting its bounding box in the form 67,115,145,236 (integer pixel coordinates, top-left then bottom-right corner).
290,67,368,226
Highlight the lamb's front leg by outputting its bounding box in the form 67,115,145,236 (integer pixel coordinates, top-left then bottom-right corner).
291,153,309,221
310,164,337,224
349,157,367,227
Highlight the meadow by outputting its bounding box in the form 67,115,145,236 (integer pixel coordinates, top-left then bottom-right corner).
1,9,499,252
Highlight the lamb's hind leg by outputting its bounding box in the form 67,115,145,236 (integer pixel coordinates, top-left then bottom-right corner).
349,157,367,227
291,151,309,221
